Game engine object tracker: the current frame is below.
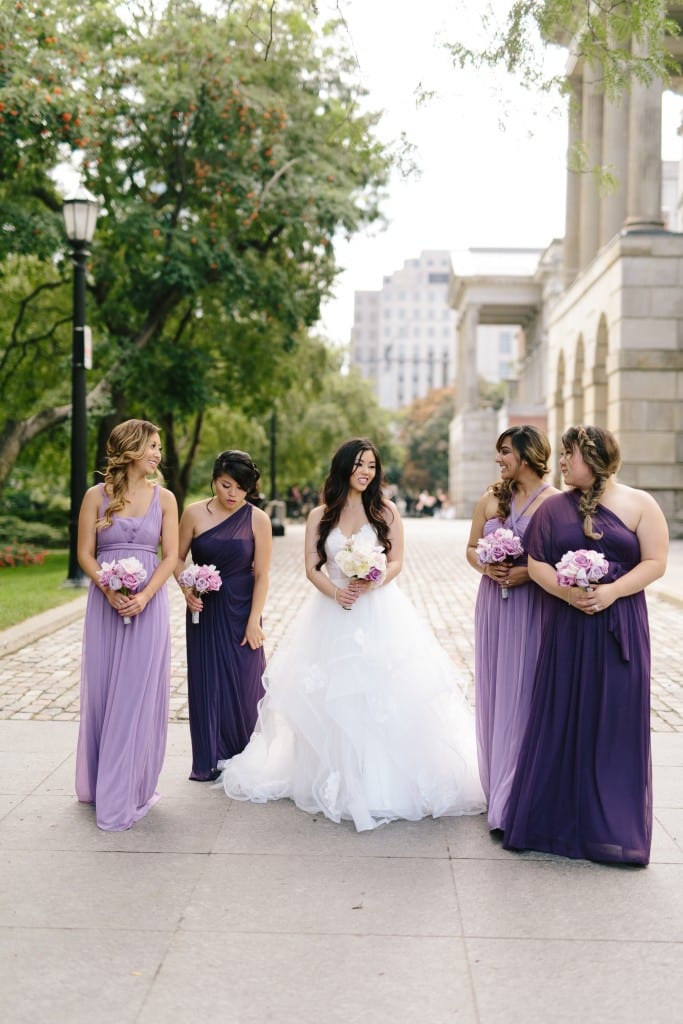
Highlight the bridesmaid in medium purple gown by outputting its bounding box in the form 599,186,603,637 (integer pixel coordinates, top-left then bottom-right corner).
466,426,557,831
176,450,272,781
75,419,179,831
504,425,669,865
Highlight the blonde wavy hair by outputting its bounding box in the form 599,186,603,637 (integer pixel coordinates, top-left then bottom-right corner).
96,419,163,530
562,425,621,539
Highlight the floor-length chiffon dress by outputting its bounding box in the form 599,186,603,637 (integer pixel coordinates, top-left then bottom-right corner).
186,502,265,780
218,523,485,831
503,490,653,865
75,485,170,831
474,484,548,830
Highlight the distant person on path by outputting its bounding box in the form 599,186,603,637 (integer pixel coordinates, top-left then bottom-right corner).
176,450,272,781
504,425,669,865
75,419,178,830
218,437,484,831
466,425,557,832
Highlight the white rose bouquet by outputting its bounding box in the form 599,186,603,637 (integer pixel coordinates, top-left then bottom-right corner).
334,536,387,609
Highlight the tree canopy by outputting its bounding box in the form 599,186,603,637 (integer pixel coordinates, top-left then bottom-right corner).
446,1,682,100
0,0,391,504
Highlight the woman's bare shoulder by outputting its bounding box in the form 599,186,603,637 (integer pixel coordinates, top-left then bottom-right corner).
307,503,325,525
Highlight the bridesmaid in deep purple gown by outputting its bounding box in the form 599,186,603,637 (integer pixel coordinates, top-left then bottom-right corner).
503,425,669,866
466,426,557,831
176,451,272,781
75,419,179,831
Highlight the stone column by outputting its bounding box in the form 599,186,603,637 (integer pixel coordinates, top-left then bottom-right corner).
455,303,479,411
563,76,582,285
579,63,603,269
678,114,683,231
625,35,664,231
600,94,629,245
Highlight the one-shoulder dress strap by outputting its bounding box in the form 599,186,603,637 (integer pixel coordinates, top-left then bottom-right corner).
509,483,550,531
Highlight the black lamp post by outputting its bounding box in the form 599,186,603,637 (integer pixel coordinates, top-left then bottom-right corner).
62,189,99,586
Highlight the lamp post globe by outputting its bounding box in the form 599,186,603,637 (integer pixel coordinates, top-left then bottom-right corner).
63,188,99,586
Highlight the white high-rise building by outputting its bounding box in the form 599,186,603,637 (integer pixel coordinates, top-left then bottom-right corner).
350,250,455,410
351,249,518,411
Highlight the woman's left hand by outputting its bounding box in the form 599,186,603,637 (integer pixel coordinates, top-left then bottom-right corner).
573,583,616,615
499,565,529,591
119,591,149,618
242,620,265,650
352,578,373,596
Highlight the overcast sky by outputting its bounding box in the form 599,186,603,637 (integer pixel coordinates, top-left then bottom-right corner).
318,0,683,345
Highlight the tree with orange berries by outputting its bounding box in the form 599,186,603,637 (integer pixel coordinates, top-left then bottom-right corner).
0,0,391,505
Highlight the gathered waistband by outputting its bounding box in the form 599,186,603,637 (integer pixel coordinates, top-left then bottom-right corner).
97,544,158,555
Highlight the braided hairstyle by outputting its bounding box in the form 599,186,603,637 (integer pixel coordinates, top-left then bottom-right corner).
562,425,621,539
208,450,261,509
97,419,163,530
491,425,552,521
315,438,391,570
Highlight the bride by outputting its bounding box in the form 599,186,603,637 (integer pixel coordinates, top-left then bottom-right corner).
218,438,485,831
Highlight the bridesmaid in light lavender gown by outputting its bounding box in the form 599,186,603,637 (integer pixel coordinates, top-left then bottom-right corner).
466,426,557,831
75,419,178,831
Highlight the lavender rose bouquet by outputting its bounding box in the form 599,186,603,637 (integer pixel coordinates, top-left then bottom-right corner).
97,557,148,624
178,563,223,624
555,549,609,591
476,527,524,599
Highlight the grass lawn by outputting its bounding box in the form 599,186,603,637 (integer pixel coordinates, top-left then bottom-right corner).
0,551,87,631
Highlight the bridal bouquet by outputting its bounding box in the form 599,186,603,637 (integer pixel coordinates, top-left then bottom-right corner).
334,536,387,608
178,563,222,624
476,527,524,599
555,549,609,591
97,557,148,624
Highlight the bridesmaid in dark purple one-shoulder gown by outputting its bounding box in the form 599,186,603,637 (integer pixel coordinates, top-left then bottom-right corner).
176,451,272,781
503,426,669,866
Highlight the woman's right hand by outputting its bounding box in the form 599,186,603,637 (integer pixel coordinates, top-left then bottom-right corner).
336,583,360,610
484,562,508,584
182,589,203,615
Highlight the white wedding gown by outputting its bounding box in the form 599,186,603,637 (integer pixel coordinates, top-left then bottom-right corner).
218,525,485,831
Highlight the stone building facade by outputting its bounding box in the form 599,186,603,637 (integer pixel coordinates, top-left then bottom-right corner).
449,23,683,537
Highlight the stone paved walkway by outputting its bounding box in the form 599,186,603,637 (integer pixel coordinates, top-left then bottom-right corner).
1,518,682,730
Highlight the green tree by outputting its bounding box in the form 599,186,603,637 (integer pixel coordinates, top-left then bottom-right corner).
0,0,391,503
252,336,402,500
399,386,454,496
447,2,680,100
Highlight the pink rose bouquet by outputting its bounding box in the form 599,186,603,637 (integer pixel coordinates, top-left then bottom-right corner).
476,527,524,599
334,536,387,609
178,563,222,624
555,549,609,591
97,557,148,624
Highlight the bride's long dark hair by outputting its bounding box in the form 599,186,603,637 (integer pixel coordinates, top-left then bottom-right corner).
315,438,392,570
